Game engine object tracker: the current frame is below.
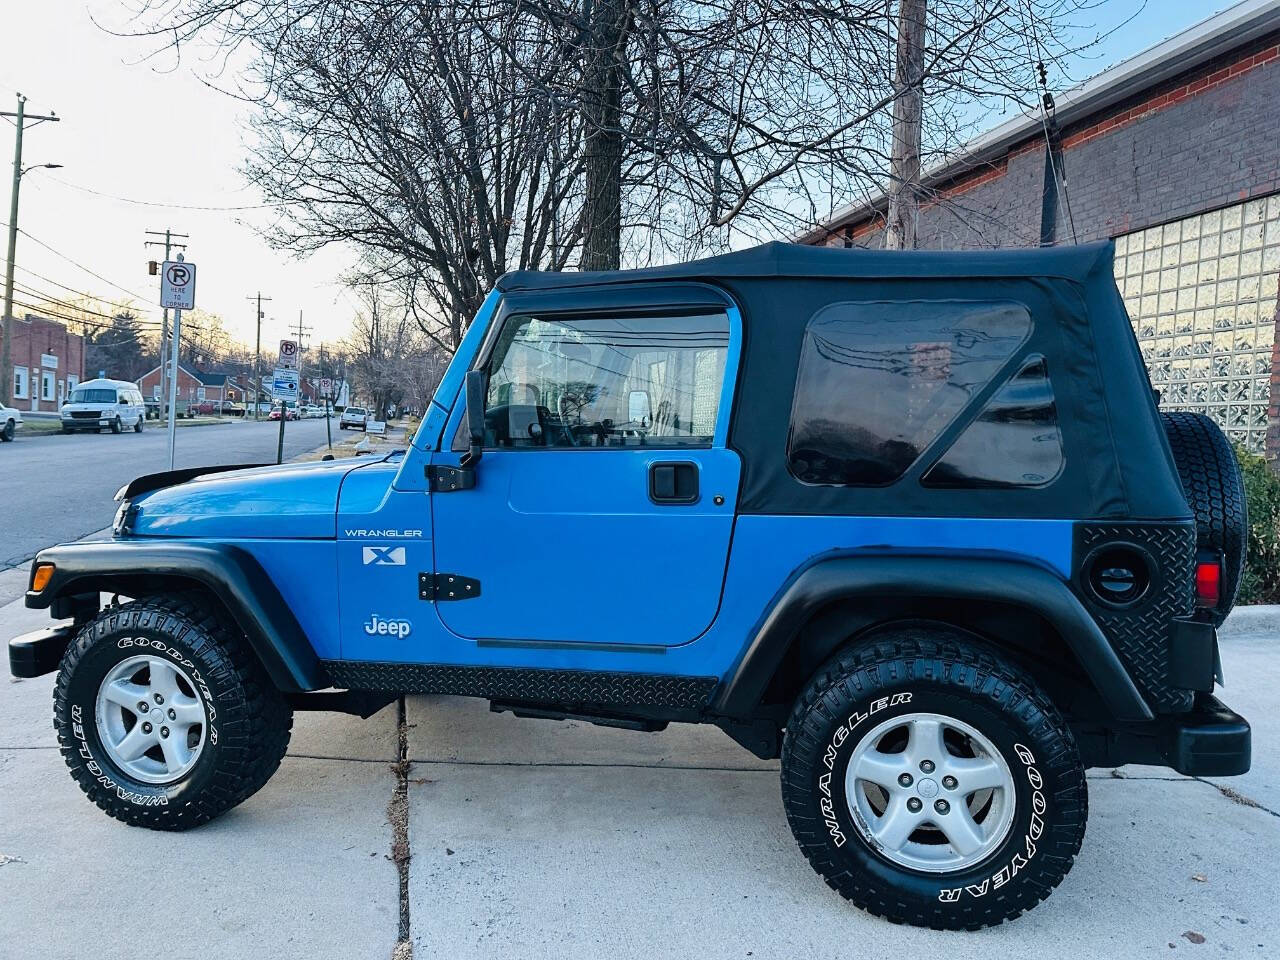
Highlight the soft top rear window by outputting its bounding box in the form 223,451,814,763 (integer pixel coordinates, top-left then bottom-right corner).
786,300,1032,487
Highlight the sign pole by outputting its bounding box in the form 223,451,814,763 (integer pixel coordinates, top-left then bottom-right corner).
276,399,287,464
166,306,182,470
325,396,332,449
158,252,196,470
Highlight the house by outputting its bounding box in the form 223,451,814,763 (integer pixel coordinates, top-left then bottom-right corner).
3,313,87,413
137,365,232,408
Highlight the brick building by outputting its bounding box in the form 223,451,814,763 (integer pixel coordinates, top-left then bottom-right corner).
797,0,1280,457
137,364,210,405
3,313,86,414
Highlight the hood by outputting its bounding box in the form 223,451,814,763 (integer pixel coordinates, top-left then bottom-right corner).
126,457,380,539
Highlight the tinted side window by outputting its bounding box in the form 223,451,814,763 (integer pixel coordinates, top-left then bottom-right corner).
480,312,729,449
921,356,1064,488
787,301,1032,486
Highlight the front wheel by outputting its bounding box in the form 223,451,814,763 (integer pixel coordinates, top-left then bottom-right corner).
780,629,1086,929
110,416,122,434
54,597,293,830
1,418,13,441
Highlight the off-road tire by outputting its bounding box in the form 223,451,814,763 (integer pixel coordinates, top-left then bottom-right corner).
53,595,293,830
1161,411,1246,625
781,629,1087,930
1,418,13,441
110,416,122,434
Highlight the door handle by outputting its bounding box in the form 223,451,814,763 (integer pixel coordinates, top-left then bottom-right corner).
649,461,699,504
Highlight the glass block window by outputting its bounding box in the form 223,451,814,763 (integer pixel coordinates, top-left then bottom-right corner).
1114,195,1280,453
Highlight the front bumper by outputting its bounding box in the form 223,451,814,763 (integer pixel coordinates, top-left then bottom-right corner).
9,624,75,678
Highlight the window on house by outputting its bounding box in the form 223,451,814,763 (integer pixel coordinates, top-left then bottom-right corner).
41,370,55,401
12,366,28,400
786,300,1033,486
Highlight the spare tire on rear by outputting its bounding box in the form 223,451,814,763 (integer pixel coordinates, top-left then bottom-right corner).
1160,411,1247,626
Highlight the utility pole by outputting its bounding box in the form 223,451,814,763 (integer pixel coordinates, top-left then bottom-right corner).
293,309,312,405
1,94,59,407
883,0,927,251
247,292,271,419
146,230,188,416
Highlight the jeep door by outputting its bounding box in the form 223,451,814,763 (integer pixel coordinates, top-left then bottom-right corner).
430,301,741,648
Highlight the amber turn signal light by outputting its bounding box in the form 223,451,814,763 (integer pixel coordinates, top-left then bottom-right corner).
31,563,55,593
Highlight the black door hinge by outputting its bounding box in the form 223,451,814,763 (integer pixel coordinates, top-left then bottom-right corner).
426,464,475,492
418,572,481,601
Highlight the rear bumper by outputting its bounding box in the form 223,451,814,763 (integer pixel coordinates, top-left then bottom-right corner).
9,624,75,678
1077,692,1251,777
1163,694,1251,776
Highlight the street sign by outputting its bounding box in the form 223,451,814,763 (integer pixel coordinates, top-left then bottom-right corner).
318,377,333,397
277,339,300,370
271,367,299,402
159,260,197,310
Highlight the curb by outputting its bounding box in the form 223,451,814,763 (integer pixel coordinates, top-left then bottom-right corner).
1219,604,1280,639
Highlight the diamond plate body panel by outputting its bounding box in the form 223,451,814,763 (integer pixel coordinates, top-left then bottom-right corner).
1075,521,1197,713
323,661,718,711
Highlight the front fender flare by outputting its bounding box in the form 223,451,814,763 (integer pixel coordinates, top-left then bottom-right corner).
712,554,1154,723
26,540,327,693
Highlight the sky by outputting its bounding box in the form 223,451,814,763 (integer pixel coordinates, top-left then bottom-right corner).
0,0,1251,353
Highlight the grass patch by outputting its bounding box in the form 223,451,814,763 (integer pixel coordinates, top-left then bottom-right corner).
16,419,63,436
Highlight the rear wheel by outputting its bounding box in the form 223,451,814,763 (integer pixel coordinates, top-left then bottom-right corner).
134,415,143,433
54,596,293,830
1161,412,1246,625
780,628,1087,929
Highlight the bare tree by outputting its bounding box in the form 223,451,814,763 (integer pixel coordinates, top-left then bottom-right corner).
884,0,927,250
113,0,1126,275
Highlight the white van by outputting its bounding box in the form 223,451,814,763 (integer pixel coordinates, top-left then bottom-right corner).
60,378,147,434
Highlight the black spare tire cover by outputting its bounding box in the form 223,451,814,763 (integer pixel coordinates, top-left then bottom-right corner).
1161,411,1247,627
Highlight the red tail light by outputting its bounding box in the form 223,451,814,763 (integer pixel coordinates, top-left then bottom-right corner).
1195,559,1221,607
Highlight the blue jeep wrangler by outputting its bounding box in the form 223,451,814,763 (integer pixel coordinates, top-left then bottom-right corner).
10,241,1251,928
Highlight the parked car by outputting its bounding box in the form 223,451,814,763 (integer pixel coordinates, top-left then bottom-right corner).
192,399,246,417
59,379,146,434
267,403,299,421
339,405,367,430
9,241,1251,930
0,402,22,442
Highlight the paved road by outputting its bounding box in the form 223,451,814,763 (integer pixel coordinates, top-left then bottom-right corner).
0,418,334,568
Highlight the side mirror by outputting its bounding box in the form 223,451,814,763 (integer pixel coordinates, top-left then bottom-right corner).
462,369,487,467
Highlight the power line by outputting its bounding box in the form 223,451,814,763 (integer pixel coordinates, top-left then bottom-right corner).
12,225,154,302
12,281,161,324
11,261,150,310
39,174,282,212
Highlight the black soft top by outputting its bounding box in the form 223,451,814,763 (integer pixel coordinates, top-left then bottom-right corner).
496,241,1187,522
498,240,1110,290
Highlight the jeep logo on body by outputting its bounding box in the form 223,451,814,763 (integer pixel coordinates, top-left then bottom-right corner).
364,615,411,638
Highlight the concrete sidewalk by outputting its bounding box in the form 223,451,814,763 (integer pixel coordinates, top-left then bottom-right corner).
1,593,1276,959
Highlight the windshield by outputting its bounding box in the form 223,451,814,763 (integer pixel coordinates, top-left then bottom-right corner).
69,388,117,404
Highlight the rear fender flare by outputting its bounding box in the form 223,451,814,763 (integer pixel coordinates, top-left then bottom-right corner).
25,540,326,693
713,553,1153,722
